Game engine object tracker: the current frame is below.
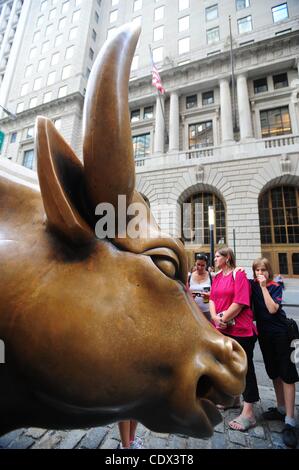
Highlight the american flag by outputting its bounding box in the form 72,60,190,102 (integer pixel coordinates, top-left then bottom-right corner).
152,64,165,94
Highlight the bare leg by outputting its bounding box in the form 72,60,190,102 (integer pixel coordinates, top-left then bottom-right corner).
273,377,285,408
118,421,131,448
282,382,295,418
129,420,138,443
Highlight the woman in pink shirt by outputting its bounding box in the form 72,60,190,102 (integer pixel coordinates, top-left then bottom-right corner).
210,247,259,431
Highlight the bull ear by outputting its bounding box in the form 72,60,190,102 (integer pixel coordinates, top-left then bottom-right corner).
36,116,94,245
83,23,141,210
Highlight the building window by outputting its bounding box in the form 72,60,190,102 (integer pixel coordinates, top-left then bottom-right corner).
51,51,60,65
20,83,28,96
153,25,164,41
62,1,69,14
65,46,74,60
48,8,56,21
133,0,142,12
272,3,289,23
69,28,78,40
206,26,219,44
110,10,118,23
182,192,226,245
23,149,34,169
144,106,154,119
152,46,163,62
29,97,37,108
206,4,218,22
47,71,56,85
237,15,252,34
33,77,42,91
33,31,41,42
92,29,97,41
89,48,94,60
41,41,50,54
202,90,214,105
59,17,66,30
55,34,63,46
86,68,91,79
253,77,268,93
112,0,119,5
25,65,33,78
36,16,44,28
29,47,37,60
46,24,53,36
38,58,46,72
154,6,164,21
273,72,288,89
259,186,299,244
132,16,142,27
75,0,82,5
43,91,52,103
179,15,189,32
260,106,292,138
189,121,213,148
178,37,190,55
72,9,80,22
179,0,189,11
16,102,24,113
95,11,99,23
132,133,151,159
62,64,71,80
186,94,197,109
10,132,17,143
26,126,34,139
131,109,140,122
58,85,68,98
40,1,47,12
236,0,250,10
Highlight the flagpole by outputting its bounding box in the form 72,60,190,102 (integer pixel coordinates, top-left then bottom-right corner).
229,16,238,134
148,45,169,144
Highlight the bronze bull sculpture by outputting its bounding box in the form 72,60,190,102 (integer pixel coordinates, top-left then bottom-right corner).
0,23,246,439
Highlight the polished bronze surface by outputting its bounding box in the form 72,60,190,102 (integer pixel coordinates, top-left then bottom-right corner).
0,23,247,437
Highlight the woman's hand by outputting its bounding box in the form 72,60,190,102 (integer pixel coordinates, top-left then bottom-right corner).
201,291,210,301
257,274,267,288
213,314,227,329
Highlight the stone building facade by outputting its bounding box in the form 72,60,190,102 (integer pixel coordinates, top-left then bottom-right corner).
0,0,299,275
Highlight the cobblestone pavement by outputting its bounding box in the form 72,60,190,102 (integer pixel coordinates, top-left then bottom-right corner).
0,386,298,450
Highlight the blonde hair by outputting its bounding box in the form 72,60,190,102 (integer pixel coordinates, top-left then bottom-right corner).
252,257,273,281
216,247,236,269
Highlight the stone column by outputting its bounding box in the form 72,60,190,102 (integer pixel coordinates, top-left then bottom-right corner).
154,95,165,154
219,78,234,142
169,91,179,152
237,74,253,140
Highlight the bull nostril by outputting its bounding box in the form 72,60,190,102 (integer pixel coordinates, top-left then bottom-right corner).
196,375,213,399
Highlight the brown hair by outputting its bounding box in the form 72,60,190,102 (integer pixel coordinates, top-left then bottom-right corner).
252,257,274,281
216,247,236,269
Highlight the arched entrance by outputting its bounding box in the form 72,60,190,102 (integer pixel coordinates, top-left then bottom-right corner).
181,190,226,269
259,184,299,277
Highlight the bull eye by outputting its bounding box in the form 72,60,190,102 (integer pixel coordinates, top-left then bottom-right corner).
152,257,177,279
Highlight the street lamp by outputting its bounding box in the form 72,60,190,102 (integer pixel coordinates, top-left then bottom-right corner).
208,205,215,268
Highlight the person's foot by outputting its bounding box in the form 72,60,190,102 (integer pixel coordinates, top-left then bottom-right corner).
282,424,298,448
262,407,285,421
228,415,256,432
130,437,144,449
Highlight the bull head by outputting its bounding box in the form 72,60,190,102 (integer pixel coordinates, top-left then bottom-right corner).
0,23,246,438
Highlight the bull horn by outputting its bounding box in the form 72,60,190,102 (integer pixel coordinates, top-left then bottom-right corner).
83,23,141,210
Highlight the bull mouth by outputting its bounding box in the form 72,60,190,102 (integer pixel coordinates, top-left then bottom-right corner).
196,374,235,429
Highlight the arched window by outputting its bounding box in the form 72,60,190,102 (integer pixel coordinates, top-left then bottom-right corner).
182,192,226,245
259,186,299,244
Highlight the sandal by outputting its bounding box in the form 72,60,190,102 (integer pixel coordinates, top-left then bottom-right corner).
228,416,256,432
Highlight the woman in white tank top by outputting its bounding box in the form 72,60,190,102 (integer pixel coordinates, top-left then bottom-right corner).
188,254,212,321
